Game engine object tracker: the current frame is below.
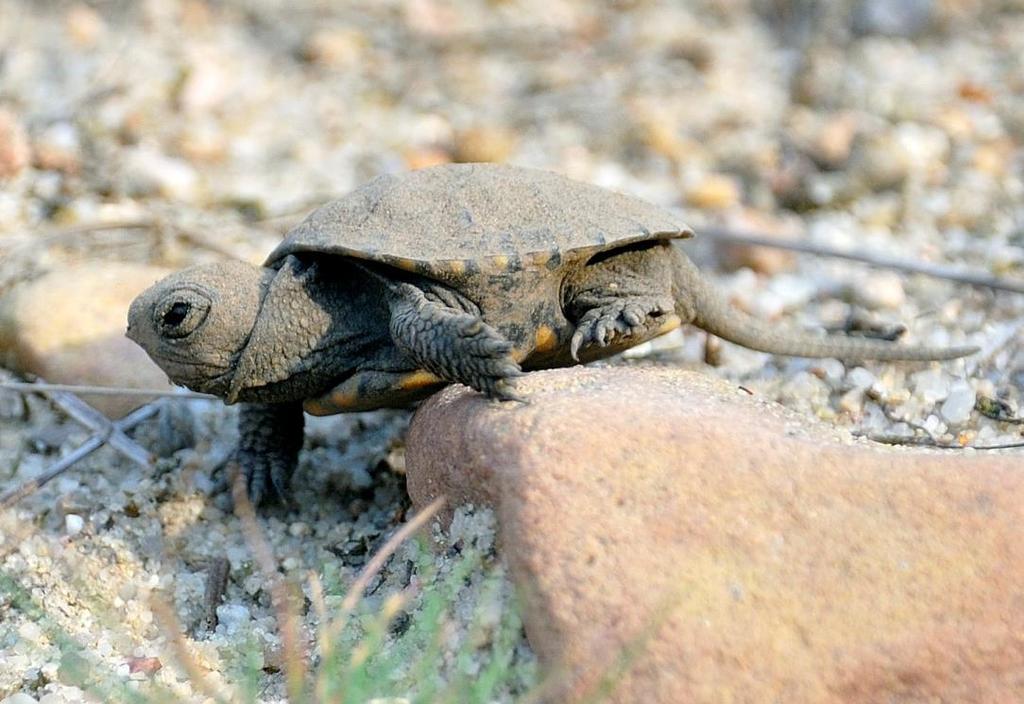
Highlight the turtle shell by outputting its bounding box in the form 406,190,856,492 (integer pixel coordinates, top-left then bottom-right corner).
265,163,692,278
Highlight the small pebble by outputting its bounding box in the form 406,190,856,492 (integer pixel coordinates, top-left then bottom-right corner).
0,108,31,179
65,3,106,47
1,694,40,704
303,28,366,68
910,369,951,405
127,656,162,675
839,387,866,415
812,358,848,385
453,126,518,164
846,367,877,390
854,272,906,310
215,604,251,635
33,122,81,174
64,514,84,536
122,147,200,201
685,173,741,209
853,0,935,37
17,620,44,642
940,383,976,426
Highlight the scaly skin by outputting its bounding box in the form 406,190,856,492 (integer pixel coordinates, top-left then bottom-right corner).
669,247,977,361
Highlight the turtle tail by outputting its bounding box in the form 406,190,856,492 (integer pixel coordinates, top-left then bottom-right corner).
670,247,978,362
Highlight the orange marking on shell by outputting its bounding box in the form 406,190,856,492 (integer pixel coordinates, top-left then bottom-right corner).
303,390,359,416
527,250,554,266
397,370,443,391
489,255,510,270
446,259,468,276
533,325,558,352
390,257,421,272
655,314,682,336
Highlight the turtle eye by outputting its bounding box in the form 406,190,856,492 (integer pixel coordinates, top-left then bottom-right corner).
155,293,210,339
163,302,190,326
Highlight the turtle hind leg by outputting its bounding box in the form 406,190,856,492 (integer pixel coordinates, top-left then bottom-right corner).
565,242,678,360
569,296,677,360
386,281,524,401
233,401,304,508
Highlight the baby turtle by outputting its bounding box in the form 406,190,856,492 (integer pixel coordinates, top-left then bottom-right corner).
128,163,976,505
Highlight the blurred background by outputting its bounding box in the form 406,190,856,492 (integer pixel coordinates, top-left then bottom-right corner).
1,0,1022,248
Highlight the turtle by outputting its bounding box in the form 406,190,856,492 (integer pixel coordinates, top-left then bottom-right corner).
127,163,977,505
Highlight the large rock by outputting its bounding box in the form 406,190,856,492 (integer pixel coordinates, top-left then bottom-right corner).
406,367,1024,704
0,263,173,417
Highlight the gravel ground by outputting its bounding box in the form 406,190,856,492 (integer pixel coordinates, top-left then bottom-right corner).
1,1,1022,702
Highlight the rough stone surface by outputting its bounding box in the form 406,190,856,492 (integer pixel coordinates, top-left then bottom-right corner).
0,263,173,417
407,367,1024,704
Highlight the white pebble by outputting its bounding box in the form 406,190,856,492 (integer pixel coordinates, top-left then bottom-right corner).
940,383,976,426
812,358,847,385
216,604,251,635
2,694,40,704
17,620,43,642
923,414,945,435
846,367,876,390
767,274,818,311
123,146,199,201
855,272,906,309
910,369,951,405
839,388,866,415
64,514,84,535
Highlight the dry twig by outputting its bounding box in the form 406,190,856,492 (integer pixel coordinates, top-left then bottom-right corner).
701,227,1024,295
0,402,158,509
197,557,232,636
0,381,215,400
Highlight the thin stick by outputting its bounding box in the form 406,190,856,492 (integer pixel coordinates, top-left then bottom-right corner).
701,227,1024,295
1,219,155,249
0,381,216,400
0,402,158,509
1,436,103,510
859,433,1024,450
197,557,232,636
46,390,154,468
35,219,155,241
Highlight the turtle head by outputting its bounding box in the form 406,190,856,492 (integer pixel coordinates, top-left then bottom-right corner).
127,261,273,399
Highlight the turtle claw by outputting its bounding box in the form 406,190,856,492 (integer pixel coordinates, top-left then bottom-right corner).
571,297,672,360
491,376,528,404
226,443,298,510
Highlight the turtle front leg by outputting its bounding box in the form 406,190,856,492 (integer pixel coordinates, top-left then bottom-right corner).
233,402,304,507
386,281,523,400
